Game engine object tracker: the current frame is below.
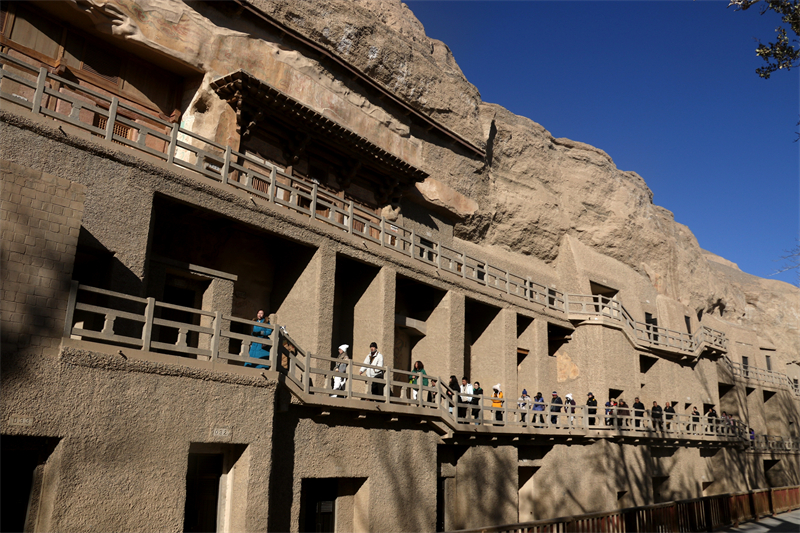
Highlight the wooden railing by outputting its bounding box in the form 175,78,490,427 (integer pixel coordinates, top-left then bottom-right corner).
566,294,727,355
448,486,800,533
0,51,732,359
722,356,800,396
61,282,767,446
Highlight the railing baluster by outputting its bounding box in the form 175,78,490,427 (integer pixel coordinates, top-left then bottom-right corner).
63,281,79,338
141,297,155,351
30,67,47,115
105,97,119,141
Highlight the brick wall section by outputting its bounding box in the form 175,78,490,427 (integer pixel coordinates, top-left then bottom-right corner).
1,159,86,357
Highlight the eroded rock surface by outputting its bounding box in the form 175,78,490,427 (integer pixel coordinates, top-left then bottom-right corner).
249,0,799,355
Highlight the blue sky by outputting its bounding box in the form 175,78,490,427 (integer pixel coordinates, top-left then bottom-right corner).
405,0,799,284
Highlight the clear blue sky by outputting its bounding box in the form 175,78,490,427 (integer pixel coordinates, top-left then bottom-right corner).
405,0,799,284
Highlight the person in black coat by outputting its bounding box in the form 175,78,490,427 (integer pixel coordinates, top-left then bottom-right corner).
587,392,598,426
633,397,646,429
651,401,663,431
664,401,676,430
550,391,563,426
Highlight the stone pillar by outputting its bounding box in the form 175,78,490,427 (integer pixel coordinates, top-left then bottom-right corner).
353,266,395,368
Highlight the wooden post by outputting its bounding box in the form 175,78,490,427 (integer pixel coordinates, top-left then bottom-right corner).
303,353,312,395
385,368,392,404
31,67,47,116
409,229,415,257
379,218,385,246
348,201,354,234
268,167,276,203
63,281,79,338
221,146,231,185
105,97,119,142
346,357,354,400
210,311,221,361
141,297,156,351
167,123,179,164
310,183,318,220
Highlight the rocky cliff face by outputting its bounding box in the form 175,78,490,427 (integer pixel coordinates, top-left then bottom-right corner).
250,0,798,355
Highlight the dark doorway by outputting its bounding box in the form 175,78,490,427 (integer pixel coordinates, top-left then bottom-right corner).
547,323,572,357
0,435,59,533
301,478,337,533
184,453,223,533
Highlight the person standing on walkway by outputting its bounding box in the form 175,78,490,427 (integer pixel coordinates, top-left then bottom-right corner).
664,401,676,431
565,393,576,425
587,392,597,426
691,406,700,434
359,342,385,397
633,397,645,429
706,406,718,434
652,401,663,431
459,377,473,420
409,360,428,400
447,376,459,414
617,398,630,427
550,391,563,426
517,389,531,424
245,310,273,369
491,384,504,422
531,392,546,426
605,398,617,427
471,382,484,422
331,344,350,397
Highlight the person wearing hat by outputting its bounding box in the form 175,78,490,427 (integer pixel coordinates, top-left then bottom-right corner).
491,384,504,422
517,389,531,425
565,393,576,425
331,344,350,397
550,391,563,426
359,342,385,397
587,392,598,426
532,392,545,426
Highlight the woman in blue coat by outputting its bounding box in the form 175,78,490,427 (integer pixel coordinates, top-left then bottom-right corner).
245,309,273,368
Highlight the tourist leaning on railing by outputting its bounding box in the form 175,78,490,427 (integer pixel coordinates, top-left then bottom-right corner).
244,309,273,369
331,344,350,397
409,361,429,401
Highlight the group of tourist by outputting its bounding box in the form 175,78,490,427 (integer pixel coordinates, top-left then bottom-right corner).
243,315,743,436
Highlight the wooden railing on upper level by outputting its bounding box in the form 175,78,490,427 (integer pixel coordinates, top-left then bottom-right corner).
0,51,733,361
722,356,800,396
61,282,776,446
448,486,800,533
566,294,727,355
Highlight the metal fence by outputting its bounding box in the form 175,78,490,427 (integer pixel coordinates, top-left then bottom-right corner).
0,51,731,359
448,485,800,533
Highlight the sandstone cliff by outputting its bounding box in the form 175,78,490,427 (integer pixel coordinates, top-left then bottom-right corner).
248,0,798,355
